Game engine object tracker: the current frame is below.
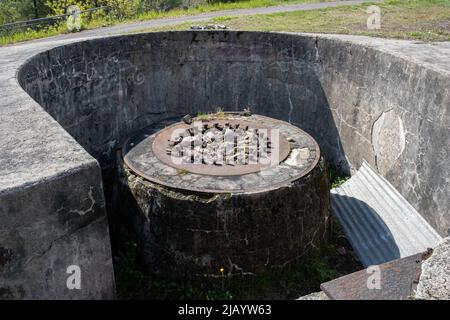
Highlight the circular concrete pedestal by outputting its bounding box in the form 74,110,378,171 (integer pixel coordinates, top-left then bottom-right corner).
117,114,330,279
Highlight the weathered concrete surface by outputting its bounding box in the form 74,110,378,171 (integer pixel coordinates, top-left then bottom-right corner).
314,35,450,236
16,32,450,235
297,291,329,300
116,155,330,279
116,112,329,278
371,110,406,175
1,31,450,298
415,237,450,300
0,162,115,299
0,43,115,299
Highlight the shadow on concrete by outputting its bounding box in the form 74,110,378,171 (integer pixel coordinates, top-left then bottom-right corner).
331,193,401,267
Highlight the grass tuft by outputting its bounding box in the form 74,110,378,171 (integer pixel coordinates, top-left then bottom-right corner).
328,165,350,189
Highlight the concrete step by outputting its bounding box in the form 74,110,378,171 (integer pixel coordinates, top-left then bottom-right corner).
331,161,442,267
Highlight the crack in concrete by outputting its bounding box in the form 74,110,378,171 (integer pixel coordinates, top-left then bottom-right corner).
69,187,96,216
24,215,105,267
287,85,294,124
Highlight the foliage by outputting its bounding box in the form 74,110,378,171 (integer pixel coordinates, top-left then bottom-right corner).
328,165,350,189
3,0,449,45
0,1,19,25
104,0,134,18
206,0,248,4
44,0,98,15
0,0,50,24
102,0,185,18
0,0,316,44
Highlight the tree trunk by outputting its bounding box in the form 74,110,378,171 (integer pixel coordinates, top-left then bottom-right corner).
33,0,38,19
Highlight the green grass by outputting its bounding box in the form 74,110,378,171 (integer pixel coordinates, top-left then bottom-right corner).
0,14,113,45
144,0,450,42
135,0,327,19
0,0,330,46
3,0,449,45
1,24,66,45
328,165,350,189
196,112,210,121
195,107,229,120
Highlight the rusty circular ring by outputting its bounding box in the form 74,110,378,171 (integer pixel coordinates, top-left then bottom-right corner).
122,114,321,194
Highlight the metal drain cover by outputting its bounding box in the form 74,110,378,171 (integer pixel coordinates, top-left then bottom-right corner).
122,113,320,193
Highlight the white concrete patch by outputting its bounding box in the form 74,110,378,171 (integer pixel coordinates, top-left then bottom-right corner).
285,148,310,167
371,109,406,174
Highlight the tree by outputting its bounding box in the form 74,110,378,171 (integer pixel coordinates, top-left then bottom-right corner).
0,0,51,24
44,0,99,15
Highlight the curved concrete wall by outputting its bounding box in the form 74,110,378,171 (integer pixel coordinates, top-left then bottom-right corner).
2,31,448,298
18,32,341,168
17,31,450,237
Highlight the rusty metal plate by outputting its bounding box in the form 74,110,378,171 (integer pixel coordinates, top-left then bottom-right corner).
122,114,321,193
151,119,291,176
320,251,431,300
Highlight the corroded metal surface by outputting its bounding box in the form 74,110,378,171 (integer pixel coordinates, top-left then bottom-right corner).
152,119,291,176
122,114,320,193
320,251,431,300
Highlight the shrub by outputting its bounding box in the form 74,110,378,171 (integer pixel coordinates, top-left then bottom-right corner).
45,0,97,15
1,0,51,24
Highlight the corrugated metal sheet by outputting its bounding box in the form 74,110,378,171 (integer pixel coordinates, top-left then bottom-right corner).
331,161,442,267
